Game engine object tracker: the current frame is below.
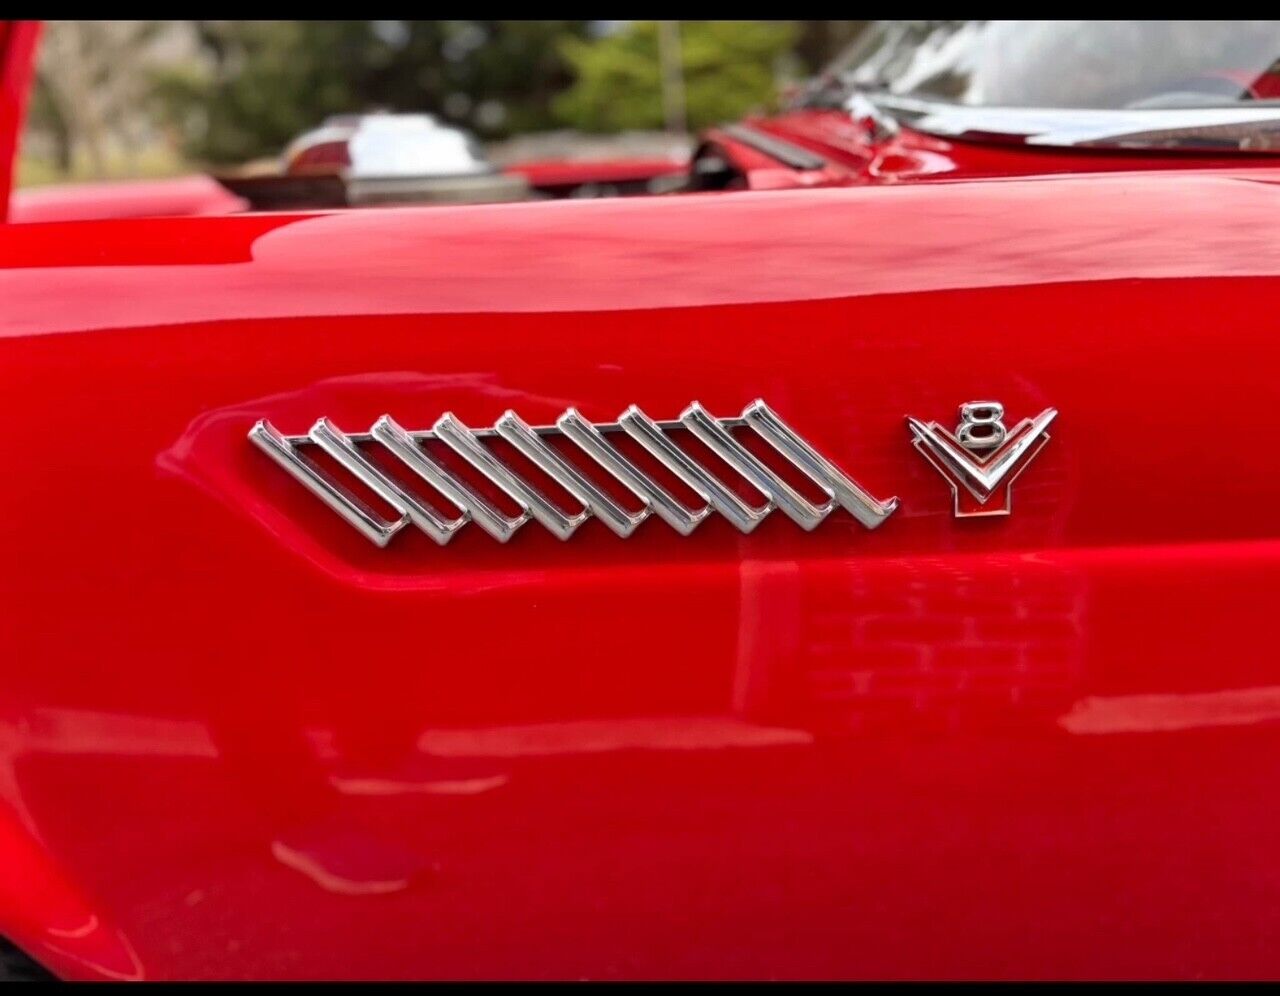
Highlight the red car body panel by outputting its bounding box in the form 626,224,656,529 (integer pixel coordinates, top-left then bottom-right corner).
8,174,248,224
0,20,39,222
4,23,1280,981
749,108,1280,182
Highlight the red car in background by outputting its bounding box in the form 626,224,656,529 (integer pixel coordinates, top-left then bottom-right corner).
3,19,1280,981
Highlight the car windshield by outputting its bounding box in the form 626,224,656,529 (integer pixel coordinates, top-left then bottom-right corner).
823,20,1280,109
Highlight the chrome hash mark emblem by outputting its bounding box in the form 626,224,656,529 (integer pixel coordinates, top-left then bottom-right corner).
906,401,1057,518
250,400,899,547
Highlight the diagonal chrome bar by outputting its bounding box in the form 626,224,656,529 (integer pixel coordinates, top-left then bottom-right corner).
619,405,770,534
309,417,464,545
556,408,710,536
681,401,831,531
281,417,748,447
371,414,529,543
433,412,588,541
249,419,407,547
252,400,899,546
742,400,898,529
496,410,648,539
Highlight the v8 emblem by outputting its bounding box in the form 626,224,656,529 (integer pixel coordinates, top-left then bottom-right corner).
906,401,1057,518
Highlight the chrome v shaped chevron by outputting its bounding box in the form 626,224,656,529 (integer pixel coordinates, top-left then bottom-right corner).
906,406,1057,518
249,400,899,547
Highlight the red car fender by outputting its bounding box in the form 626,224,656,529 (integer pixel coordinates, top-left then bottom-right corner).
0,20,40,223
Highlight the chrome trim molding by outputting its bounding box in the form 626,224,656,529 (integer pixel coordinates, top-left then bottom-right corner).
250,400,898,546
717,124,828,169
866,93,1280,152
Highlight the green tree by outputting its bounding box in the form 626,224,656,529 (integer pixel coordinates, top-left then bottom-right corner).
153,20,592,164
553,20,799,133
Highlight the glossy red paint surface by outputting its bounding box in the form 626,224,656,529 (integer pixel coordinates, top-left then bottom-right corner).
8,175,247,224
6,18,1280,979
0,20,39,222
3,167,1280,979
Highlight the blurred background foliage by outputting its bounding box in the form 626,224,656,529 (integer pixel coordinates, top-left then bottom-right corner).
19,19,866,185
553,21,797,133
